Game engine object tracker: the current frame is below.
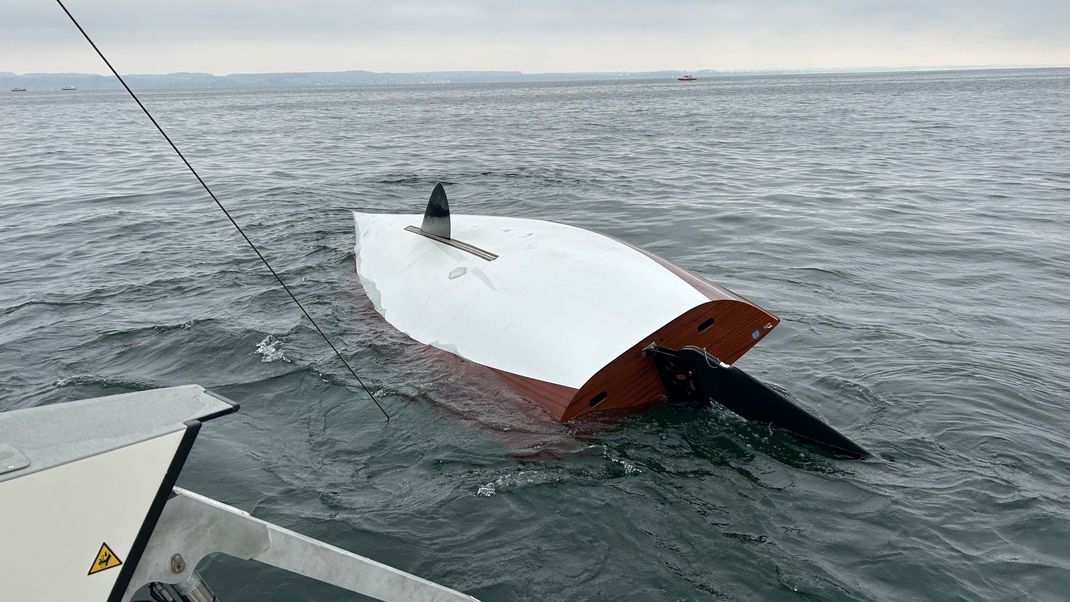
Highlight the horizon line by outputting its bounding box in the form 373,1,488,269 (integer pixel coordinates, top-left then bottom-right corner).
4,63,1069,78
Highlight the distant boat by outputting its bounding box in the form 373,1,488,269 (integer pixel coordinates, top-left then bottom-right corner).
10,87,27,92
677,75,697,82
61,86,77,91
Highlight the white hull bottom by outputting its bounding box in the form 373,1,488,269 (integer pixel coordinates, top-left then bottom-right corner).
354,200,778,420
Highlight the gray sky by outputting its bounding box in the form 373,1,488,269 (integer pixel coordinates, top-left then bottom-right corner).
3,0,1068,74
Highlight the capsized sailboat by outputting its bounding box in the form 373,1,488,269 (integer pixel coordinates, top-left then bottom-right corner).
354,184,869,458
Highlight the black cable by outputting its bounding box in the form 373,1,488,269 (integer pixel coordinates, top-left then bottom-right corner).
55,0,390,421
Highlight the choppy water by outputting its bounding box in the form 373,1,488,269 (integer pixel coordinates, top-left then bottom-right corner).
2,69,1069,600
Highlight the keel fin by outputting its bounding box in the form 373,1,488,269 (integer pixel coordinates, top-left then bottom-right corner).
422,183,451,239
645,345,870,459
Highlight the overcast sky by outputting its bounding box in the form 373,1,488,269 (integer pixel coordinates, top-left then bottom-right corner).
3,0,1068,74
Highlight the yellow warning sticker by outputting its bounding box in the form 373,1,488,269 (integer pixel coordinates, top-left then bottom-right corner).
87,542,123,575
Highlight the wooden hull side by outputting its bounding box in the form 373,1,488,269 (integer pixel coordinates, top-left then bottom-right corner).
560,298,779,420
488,368,578,419
484,297,778,422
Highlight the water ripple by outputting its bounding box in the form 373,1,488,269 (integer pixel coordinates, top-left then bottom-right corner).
2,70,1069,600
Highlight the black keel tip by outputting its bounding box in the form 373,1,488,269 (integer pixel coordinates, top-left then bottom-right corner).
646,345,871,460
422,183,451,239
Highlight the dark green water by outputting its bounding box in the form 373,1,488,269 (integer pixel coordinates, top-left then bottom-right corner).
1,69,1068,600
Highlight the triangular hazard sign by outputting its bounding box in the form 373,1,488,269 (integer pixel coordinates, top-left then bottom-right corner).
87,542,123,575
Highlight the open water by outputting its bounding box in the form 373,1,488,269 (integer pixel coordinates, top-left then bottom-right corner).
1,69,1068,600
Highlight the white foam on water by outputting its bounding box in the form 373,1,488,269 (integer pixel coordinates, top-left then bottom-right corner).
255,335,288,363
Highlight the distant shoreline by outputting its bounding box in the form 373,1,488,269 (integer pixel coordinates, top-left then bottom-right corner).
3,65,1065,92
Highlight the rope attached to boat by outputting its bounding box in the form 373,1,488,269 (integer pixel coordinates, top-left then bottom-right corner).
54,0,390,421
